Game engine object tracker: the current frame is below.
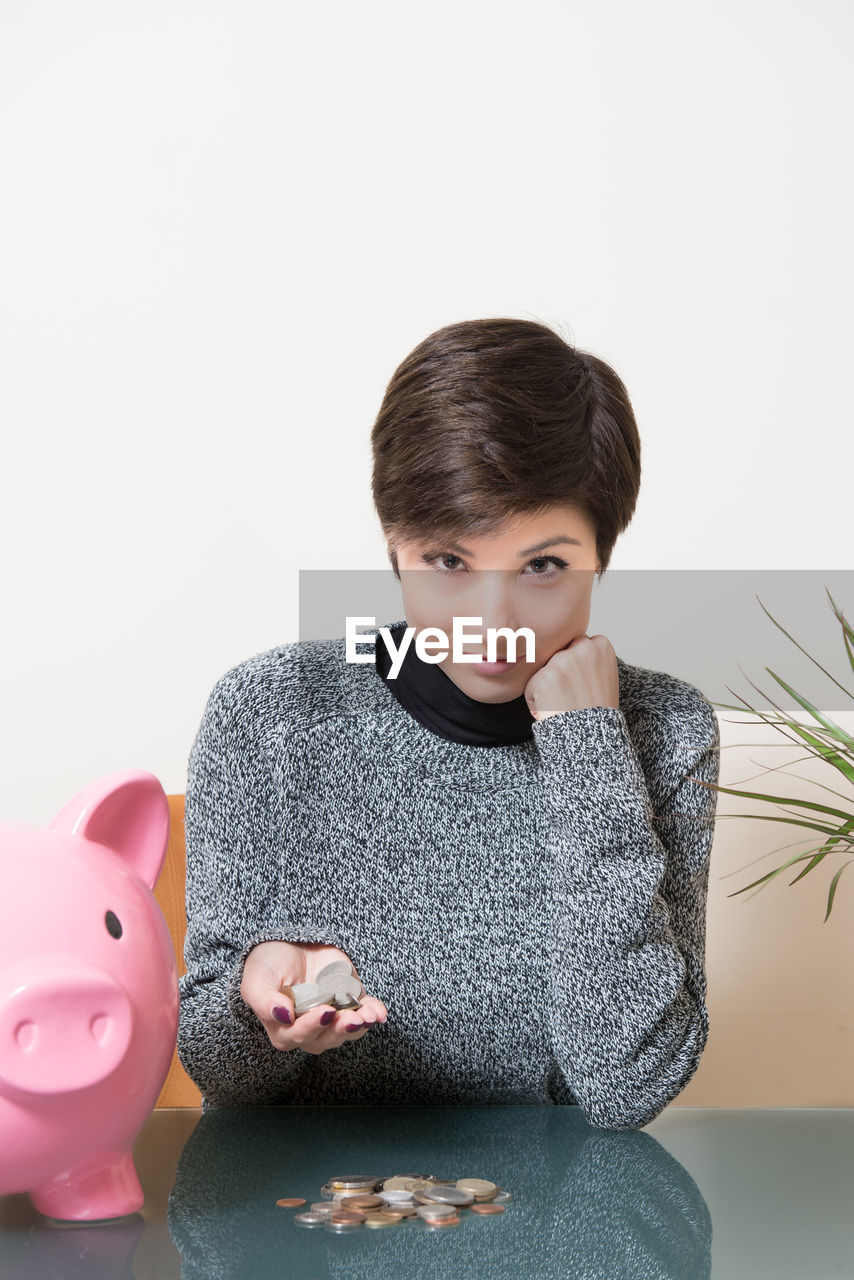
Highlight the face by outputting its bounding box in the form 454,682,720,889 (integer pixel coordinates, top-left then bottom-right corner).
390,504,601,703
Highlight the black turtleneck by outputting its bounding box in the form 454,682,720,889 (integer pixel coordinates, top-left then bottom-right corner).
374,620,535,747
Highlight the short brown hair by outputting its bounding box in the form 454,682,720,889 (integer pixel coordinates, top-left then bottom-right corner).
370,317,641,579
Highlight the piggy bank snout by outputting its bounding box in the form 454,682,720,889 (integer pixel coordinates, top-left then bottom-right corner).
0,964,134,1096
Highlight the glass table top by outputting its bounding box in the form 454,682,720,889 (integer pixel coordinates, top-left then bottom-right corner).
1,1105,851,1279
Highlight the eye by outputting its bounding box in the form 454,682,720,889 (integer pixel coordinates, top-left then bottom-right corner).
421,552,465,574
105,910,123,940
523,556,569,579
419,551,570,579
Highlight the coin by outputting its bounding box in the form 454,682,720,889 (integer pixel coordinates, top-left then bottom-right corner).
457,1177,498,1197
284,962,366,1018
328,1209,365,1224
284,1169,513,1234
315,960,352,983
379,1189,417,1205
328,1175,380,1189
341,1193,383,1208
418,1186,474,1206
382,1176,427,1191
288,984,330,1015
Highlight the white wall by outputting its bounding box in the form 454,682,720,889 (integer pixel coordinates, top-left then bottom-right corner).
2,0,852,822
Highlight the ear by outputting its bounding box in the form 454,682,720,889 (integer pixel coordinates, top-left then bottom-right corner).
48,770,170,890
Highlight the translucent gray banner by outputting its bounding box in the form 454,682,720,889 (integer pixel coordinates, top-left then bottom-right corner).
298,569,854,713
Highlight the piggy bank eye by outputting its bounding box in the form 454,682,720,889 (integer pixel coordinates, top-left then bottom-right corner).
105,910,123,940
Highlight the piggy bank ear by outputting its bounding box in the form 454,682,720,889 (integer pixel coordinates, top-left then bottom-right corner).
48,770,170,890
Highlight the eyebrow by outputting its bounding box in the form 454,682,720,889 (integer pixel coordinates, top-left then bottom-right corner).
446,535,583,558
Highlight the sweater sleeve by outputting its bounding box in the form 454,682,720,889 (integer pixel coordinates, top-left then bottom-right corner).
531,698,720,1131
177,676,352,1106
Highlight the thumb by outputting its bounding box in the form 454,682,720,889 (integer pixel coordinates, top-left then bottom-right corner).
242,956,295,1027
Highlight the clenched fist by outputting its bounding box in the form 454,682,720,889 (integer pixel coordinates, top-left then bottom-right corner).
524,633,619,720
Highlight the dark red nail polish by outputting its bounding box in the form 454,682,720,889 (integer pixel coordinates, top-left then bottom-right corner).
345,1023,362,1032
272,1006,291,1024
320,1009,335,1025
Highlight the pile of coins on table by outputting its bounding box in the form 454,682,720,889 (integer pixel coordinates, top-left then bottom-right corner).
281,959,364,1017
276,1173,512,1232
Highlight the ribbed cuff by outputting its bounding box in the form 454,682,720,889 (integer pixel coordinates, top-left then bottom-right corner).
531,706,656,852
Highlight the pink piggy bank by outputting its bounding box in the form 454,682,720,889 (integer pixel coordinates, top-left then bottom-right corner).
0,770,179,1221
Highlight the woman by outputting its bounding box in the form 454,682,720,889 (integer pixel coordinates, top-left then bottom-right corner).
177,318,720,1130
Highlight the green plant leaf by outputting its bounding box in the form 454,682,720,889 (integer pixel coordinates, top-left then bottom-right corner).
788,816,854,884
755,593,854,701
711,811,854,841
685,777,853,821
716,838,838,878
709,588,854,917
763,667,854,745
726,847,838,897
825,589,854,679
708,703,854,750
724,671,854,780
777,720,854,785
825,858,854,921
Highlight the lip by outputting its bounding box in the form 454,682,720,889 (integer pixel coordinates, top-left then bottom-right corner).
474,657,516,674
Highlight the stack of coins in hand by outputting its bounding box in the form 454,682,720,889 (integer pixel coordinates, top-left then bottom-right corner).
281,959,364,1017
276,1173,512,1232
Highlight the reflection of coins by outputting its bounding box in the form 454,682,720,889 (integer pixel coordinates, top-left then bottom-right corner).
415,1203,456,1220
275,1197,306,1208
421,1213,461,1228
294,1210,327,1227
470,1203,506,1215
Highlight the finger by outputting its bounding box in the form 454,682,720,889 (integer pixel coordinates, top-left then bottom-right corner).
301,1004,357,1044
328,993,387,1026
358,995,388,1023
270,982,296,1028
242,963,295,1029
264,1000,336,1051
304,1003,376,1048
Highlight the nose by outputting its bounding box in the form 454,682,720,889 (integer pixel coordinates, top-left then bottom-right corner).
0,962,133,1095
466,574,520,648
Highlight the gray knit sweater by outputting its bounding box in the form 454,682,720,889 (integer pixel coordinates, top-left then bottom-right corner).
178,618,720,1130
